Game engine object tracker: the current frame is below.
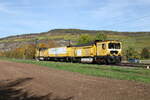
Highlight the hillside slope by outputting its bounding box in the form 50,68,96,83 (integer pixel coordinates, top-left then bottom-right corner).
0,29,150,52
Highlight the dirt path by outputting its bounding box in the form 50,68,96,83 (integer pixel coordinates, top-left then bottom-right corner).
0,60,150,100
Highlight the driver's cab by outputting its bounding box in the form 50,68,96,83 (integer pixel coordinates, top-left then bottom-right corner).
96,40,122,56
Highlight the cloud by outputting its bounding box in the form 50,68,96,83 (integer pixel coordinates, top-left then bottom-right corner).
88,0,150,29
0,0,150,34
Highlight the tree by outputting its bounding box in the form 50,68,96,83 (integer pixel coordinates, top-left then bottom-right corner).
95,33,107,41
77,33,107,45
125,47,140,59
38,43,48,48
141,48,149,59
0,52,4,56
78,34,93,44
21,44,36,59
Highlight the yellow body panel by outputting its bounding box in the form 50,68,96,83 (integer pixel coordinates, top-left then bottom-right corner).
48,47,68,57
74,46,94,57
97,42,106,56
36,49,48,57
67,47,75,57
35,40,122,58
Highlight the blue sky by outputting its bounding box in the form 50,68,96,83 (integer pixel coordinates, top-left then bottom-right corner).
0,0,150,38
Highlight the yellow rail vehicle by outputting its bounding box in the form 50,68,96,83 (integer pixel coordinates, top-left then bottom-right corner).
35,40,122,64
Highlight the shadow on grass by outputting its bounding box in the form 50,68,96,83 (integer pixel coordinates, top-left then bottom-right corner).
0,78,73,100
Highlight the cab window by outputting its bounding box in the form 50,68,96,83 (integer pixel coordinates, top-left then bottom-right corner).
108,43,120,49
102,44,106,49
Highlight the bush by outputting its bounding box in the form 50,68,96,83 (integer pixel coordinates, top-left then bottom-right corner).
95,33,107,41
77,34,93,44
77,33,107,44
1,44,36,59
0,40,58,59
125,47,140,59
141,48,149,59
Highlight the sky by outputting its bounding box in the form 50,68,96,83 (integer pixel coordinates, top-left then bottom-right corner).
0,0,150,38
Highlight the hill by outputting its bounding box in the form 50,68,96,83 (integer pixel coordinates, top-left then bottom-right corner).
0,29,150,54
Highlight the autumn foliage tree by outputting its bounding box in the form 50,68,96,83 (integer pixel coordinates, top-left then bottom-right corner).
0,39,58,59
22,44,36,59
1,44,36,59
0,52,3,56
141,48,149,59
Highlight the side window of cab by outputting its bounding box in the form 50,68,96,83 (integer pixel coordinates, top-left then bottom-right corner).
102,44,106,49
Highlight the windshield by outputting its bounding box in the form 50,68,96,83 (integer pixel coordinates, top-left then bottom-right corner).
108,43,121,49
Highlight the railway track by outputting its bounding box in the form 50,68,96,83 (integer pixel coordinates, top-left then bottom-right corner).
115,63,150,68
77,63,150,71
36,59,149,68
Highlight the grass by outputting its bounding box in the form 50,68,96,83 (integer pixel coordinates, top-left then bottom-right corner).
0,57,150,83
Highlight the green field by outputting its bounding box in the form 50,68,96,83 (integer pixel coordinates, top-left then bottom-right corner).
1,58,150,83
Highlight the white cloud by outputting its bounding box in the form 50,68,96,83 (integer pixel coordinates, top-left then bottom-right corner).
0,0,150,33
85,0,150,31
89,0,150,23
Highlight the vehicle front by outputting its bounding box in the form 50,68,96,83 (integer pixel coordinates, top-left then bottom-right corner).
106,41,122,63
